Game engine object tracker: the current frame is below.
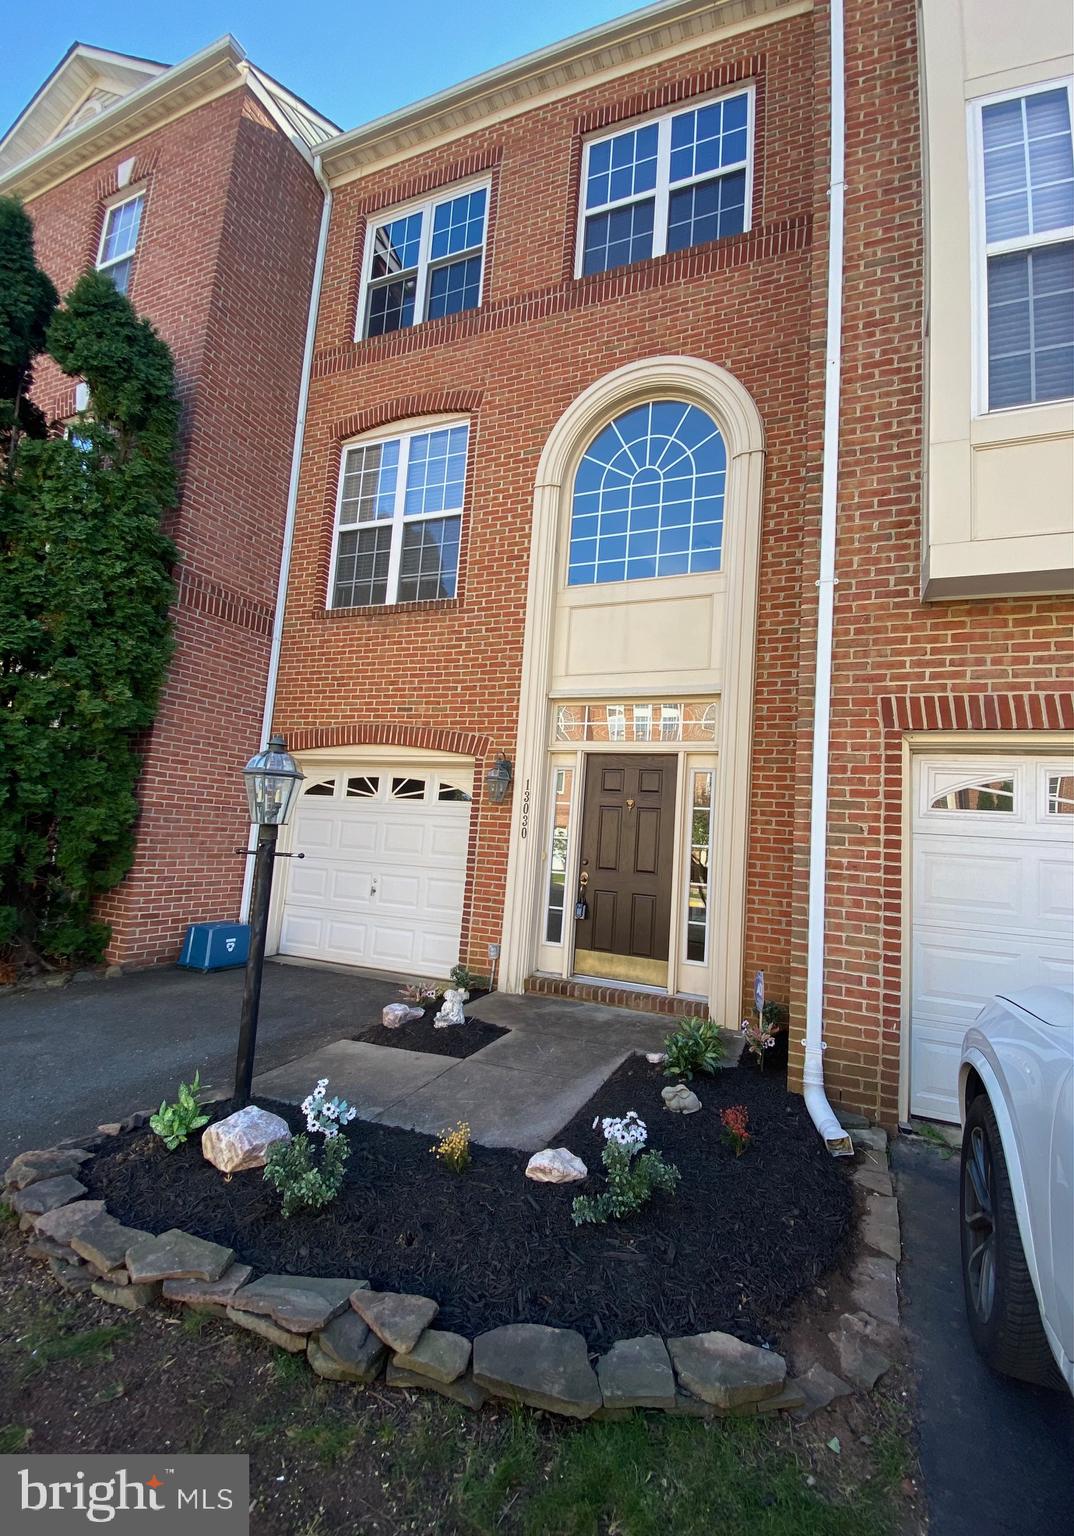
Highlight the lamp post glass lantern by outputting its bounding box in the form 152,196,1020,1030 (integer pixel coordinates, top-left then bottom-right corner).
234,735,303,1103
485,754,513,804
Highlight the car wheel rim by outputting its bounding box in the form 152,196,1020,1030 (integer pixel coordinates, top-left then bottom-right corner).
964,1125,996,1322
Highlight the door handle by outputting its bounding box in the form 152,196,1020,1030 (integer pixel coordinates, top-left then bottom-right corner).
579,871,589,886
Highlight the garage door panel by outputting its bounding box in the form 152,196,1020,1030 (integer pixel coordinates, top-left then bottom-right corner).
911,754,1074,1121
279,765,471,979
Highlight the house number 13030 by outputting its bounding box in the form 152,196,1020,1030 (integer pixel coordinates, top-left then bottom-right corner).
520,780,531,838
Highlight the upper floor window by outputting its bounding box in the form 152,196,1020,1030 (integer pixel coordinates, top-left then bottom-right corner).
975,83,1073,410
359,184,488,338
330,420,468,608
96,193,144,295
566,400,726,586
577,88,752,278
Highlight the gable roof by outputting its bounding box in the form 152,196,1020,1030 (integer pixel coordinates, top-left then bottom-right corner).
0,38,338,198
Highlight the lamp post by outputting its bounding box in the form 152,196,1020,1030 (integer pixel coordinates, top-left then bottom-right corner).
234,734,304,1104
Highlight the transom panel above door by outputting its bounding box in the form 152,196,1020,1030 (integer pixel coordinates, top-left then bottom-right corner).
574,753,676,985
278,762,472,977
909,755,1074,1121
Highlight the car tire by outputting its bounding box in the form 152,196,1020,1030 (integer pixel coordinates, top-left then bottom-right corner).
960,1092,1063,1389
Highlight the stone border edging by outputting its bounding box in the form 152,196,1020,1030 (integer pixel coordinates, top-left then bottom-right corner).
2,1116,901,1421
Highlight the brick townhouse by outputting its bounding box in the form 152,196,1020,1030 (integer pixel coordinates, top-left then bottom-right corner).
0,39,335,965
261,0,1072,1128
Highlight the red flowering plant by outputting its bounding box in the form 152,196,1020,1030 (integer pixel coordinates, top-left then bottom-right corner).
720,1105,751,1157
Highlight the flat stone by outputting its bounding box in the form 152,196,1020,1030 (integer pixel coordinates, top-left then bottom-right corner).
596,1335,676,1410
668,1389,724,1418
850,1255,899,1327
837,1110,870,1130
352,1290,438,1353
162,1263,253,1308
853,1166,894,1197
32,1200,106,1244
97,1123,123,1137
829,1317,892,1391
383,1003,423,1028
391,1329,471,1384
201,1106,291,1174
48,1258,95,1294
91,1280,159,1311
307,1332,387,1383
861,1195,901,1261
525,1148,588,1184
71,1214,152,1274
229,1275,356,1334
472,1323,602,1419
27,1236,79,1263
853,1127,888,1155
386,1362,486,1409
661,1084,701,1114
317,1309,370,1362
226,1306,307,1352
9,1175,87,1215
667,1332,786,1409
753,1381,809,1415
4,1147,92,1190
125,1228,235,1285
792,1364,853,1415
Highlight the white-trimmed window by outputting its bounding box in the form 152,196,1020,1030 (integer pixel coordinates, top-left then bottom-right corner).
973,82,1074,410
96,193,144,295
358,182,489,338
329,420,468,609
576,86,753,278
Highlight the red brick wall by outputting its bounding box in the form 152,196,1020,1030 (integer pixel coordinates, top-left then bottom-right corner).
25,84,324,965
275,13,819,989
786,0,1074,1122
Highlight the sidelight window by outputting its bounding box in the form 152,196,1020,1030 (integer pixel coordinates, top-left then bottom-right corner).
684,770,713,963
544,767,575,944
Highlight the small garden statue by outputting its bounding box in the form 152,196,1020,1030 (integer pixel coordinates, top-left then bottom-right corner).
434,987,469,1028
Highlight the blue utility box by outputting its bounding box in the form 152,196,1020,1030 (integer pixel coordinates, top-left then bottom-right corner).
178,921,250,972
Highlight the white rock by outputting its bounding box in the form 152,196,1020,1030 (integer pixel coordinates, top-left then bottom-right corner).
201,1107,291,1174
646,1052,666,1066
661,1084,701,1114
383,1003,423,1029
525,1148,588,1183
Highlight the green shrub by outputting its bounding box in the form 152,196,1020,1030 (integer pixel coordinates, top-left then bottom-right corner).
662,1016,725,1079
449,963,478,991
572,1112,679,1225
149,1071,210,1151
263,1134,349,1218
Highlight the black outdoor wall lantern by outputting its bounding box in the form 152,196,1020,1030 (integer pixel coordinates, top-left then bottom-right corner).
485,753,514,804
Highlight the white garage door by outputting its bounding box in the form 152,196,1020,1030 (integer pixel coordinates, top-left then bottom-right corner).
278,762,472,977
910,755,1074,1121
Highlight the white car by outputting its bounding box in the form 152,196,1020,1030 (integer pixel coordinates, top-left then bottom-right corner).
958,986,1073,1393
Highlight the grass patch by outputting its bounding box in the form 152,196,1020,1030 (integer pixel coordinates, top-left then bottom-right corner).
0,1424,31,1453
271,1349,308,1387
284,1420,361,1468
14,1302,131,1381
0,1203,18,1225
913,1122,955,1159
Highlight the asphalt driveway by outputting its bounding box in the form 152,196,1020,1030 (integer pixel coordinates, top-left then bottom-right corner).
893,1137,1074,1535
0,960,397,1164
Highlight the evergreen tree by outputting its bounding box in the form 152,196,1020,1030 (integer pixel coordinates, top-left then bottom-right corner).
0,206,177,968
0,198,58,463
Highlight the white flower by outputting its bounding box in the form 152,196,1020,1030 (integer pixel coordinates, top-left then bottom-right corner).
600,1110,647,1151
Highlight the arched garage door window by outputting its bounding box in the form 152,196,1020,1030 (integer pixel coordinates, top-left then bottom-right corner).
566,400,726,586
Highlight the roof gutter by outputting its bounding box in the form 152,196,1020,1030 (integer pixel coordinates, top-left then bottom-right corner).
239,151,332,921
804,0,854,1157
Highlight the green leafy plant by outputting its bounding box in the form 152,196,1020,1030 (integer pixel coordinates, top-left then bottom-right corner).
662,1016,725,1080
762,1000,789,1030
263,1134,349,1219
149,1071,210,1151
449,963,478,991
572,1112,679,1226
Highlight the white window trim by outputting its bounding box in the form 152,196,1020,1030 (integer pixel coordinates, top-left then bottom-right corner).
968,77,1074,418
95,190,145,288
355,176,491,341
327,415,470,611
573,82,755,280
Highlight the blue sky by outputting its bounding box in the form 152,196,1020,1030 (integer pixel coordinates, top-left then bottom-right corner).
3,0,645,137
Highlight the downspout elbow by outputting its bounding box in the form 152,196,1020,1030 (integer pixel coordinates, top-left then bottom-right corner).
803,1040,853,1155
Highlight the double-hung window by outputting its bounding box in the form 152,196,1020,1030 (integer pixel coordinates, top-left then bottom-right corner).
577,87,752,277
96,193,144,295
360,183,488,338
330,421,468,609
974,82,1074,410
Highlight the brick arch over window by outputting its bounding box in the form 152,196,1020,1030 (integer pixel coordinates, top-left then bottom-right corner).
498,355,767,1026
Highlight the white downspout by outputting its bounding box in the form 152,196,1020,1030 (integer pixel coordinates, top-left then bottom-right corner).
240,153,333,921
804,0,854,1156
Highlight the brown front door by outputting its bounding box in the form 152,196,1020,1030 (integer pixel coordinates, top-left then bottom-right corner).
573,754,676,986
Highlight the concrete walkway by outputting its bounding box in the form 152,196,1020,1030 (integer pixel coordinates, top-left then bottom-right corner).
253,992,685,1150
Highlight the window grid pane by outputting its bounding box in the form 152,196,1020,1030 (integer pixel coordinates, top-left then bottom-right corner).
982,87,1073,244
101,197,143,264
397,515,461,601
553,701,717,743
366,276,417,337
567,401,726,585
987,242,1074,407
666,171,747,253
582,200,655,275
430,188,487,259
404,425,468,515
669,94,749,184
427,255,482,319
340,440,398,525
545,767,574,944
332,524,392,608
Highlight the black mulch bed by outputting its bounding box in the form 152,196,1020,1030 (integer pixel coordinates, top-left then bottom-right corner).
82,1057,853,1351
354,1009,508,1060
